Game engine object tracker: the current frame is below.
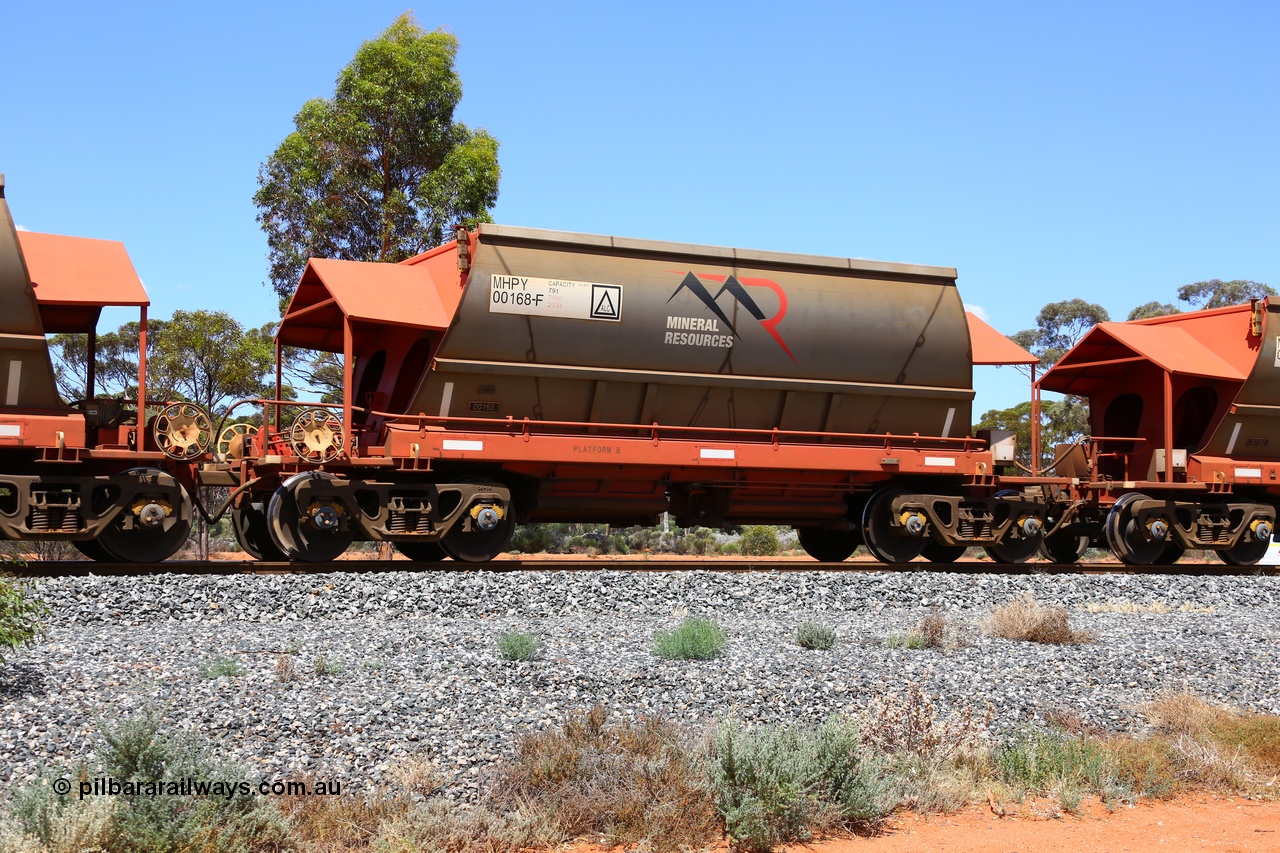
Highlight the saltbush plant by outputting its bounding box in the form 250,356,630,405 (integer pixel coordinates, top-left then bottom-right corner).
5,710,291,852
796,622,837,650
653,617,728,660
713,718,888,851
497,631,540,662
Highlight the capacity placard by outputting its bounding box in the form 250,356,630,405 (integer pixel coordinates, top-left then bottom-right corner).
489,275,622,322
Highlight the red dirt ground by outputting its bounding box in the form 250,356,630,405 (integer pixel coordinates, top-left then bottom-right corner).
788,794,1280,853
568,794,1280,853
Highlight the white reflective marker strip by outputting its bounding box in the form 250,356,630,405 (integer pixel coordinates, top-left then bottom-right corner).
1235,468,1262,478
1226,421,1242,455
439,381,454,418
0,424,19,437
924,456,956,467
941,407,955,438
442,439,484,452
5,360,20,406
700,448,735,459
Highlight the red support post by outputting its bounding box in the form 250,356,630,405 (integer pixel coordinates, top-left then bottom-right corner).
342,316,353,457
274,339,283,435
137,306,147,430
1030,363,1040,476
1163,369,1174,482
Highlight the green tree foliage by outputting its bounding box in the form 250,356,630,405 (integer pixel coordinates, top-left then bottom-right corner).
49,321,167,402
1010,298,1110,370
974,398,1089,471
50,313,277,419
283,348,343,404
1005,300,1107,467
0,576,46,664
1177,279,1276,310
1127,301,1180,321
149,312,276,415
254,14,500,301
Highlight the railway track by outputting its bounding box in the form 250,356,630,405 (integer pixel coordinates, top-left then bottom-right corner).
5,558,1278,577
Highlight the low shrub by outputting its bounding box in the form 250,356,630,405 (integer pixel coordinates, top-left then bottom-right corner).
796,622,836,651
887,612,956,651
918,612,948,648
489,705,718,850
653,617,728,660
860,683,989,762
313,652,345,676
713,717,888,852
983,593,1094,644
738,526,780,557
197,653,245,679
275,653,299,683
5,710,292,853
497,631,540,662
994,728,1113,808
1142,691,1229,736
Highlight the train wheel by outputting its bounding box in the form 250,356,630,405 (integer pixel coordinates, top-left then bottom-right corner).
1039,531,1090,563
97,472,192,563
861,488,927,564
983,490,1043,564
439,480,514,563
73,539,117,562
1104,493,1166,565
1153,543,1185,565
395,540,449,562
1218,534,1270,566
921,542,967,563
984,535,1042,564
266,472,354,562
797,528,859,562
232,501,287,561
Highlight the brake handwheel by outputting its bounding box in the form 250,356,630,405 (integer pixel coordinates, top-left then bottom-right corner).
289,409,345,463
217,423,259,461
153,403,213,460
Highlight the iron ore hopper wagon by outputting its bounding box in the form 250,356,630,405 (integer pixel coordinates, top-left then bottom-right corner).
212,224,1050,564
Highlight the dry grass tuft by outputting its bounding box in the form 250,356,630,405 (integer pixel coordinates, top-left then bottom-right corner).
1100,735,1182,798
919,612,948,648
1042,708,1102,736
983,593,1094,644
488,704,719,850
1083,599,1173,614
275,653,299,683
1212,714,1280,772
860,683,990,762
1142,692,1231,737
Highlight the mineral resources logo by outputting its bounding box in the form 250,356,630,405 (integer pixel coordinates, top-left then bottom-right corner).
664,272,794,360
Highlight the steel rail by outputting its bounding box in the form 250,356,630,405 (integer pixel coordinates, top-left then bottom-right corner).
5,559,1277,578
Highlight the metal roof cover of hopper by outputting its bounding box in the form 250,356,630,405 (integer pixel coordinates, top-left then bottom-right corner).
278,257,452,351
17,231,148,333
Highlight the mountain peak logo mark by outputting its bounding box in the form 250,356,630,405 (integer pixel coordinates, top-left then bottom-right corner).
667,272,794,360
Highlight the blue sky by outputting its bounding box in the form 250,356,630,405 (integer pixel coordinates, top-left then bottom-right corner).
3,1,1276,411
